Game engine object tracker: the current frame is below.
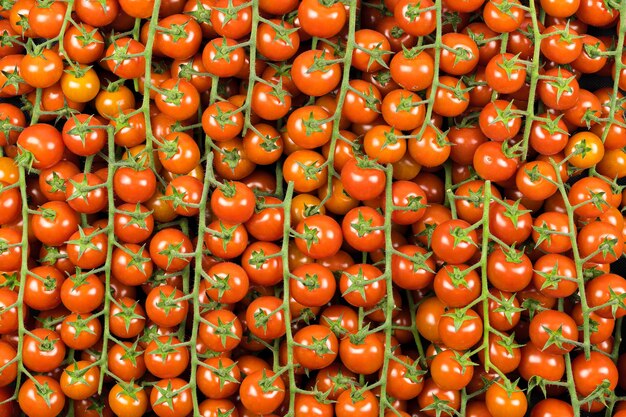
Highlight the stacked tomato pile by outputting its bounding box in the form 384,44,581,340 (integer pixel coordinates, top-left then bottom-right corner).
1,0,626,416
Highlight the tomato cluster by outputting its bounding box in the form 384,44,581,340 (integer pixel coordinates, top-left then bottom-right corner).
1,0,626,416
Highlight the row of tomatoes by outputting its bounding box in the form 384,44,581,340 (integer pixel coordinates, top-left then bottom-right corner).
1,0,626,417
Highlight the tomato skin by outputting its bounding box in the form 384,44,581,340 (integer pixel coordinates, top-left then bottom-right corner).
339,264,386,308
146,284,189,327
383,354,424,400
22,328,66,373
65,173,108,214
60,361,100,400
20,49,63,88
109,296,146,338
0,180,21,225
290,263,335,307
60,65,100,103
298,0,346,39
342,206,385,252
529,112,569,155
23,265,64,311
0,386,15,416
586,273,626,319
381,88,425,130
75,0,118,26
531,212,573,254
60,272,105,313
17,123,65,170
105,38,146,79
479,100,522,141
530,399,574,417
202,38,245,78
0,104,25,147
145,336,190,379
19,376,66,417
429,76,470,117
578,221,623,264
63,24,105,64
529,309,577,354
485,53,526,93
113,167,157,204
473,141,518,182
293,393,333,417
245,296,285,340
197,357,241,399
439,33,479,75
454,180,501,225
438,308,483,350
66,227,108,269
417,378,461,417
519,342,565,382
485,382,527,417
109,383,148,417
107,342,146,382
434,264,481,307
239,241,283,288
415,297,446,344
532,254,578,298
293,324,338,370
335,388,379,417
240,369,285,415
256,19,300,61
572,351,618,397
202,101,244,143
204,220,249,259
391,245,436,290
291,49,341,96
351,29,392,72
165,175,204,217
243,124,284,165
60,313,101,350
576,0,617,26
157,131,200,175
0,289,21,334
390,50,434,92
119,0,154,18
0,20,23,57
155,14,202,60
408,125,451,168
394,0,436,36
283,150,328,193
431,219,478,264
0,340,17,387
113,203,154,244
565,131,604,170
538,68,580,110
0,55,34,96
294,214,342,259
341,158,386,201
32,201,80,247
487,246,533,292
431,349,474,391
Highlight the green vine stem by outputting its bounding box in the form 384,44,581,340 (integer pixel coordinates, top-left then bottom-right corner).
478,181,493,373
519,0,543,160
140,0,165,170
97,124,117,391
11,0,77,401
378,163,397,416
549,159,592,358
600,0,626,144
279,181,296,417
319,0,358,202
